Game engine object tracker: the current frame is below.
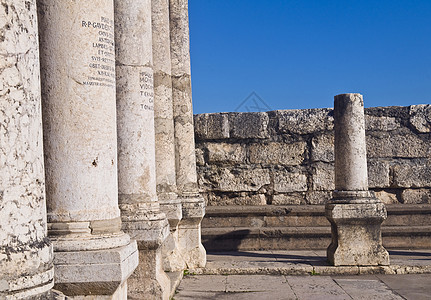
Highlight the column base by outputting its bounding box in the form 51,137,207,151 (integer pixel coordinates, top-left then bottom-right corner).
162,227,186,272
1,268,54,300
52,240,138,298
178,195,206,268
325,197,390,266
123,216,171,300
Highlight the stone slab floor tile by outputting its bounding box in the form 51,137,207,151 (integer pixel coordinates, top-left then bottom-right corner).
388,249,431,267
175,275,226,293
377,274,431,300
271,250,323,264
286,275,350,300
333,278,403,299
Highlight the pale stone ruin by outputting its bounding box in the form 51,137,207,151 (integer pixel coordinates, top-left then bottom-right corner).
1,0,430,299
1,0,204,298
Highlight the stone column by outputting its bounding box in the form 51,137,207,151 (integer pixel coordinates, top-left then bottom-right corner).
37,0,138,297
169,0,206,268
152,0,186,273
114,0,171,299
0,1,54,298
326,93,389,266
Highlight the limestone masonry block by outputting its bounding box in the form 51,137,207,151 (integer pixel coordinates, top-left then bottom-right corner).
367,160,390,188
401,189,431,204
311,134,335,162
194,113,230,140
366,132,431,158
215,167,270,192
276,108,334,135
374,190,399,204
409,104,431,133
207,142,246,163
392,160,431,188
249,142,306,165
230,112,269,139
312,163,335,191
272,193,306,205
273,169,307,193
365,115,400,131
306,191,332,205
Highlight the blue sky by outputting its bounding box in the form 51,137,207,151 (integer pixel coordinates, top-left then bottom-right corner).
189,0,431,114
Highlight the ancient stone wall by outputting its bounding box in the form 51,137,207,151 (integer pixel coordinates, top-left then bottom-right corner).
194,105,431,206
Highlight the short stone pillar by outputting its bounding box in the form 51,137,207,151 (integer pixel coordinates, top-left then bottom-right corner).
326,93,390,266
169,0,206,268
0,1,54,298
114,0,171,298
38,0,138,297
152,0,186,272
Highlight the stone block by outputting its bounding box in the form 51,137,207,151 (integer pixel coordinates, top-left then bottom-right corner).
249,142,306,165
392,161,431,188
312,163,335,191
401,189,431,204
205,193,267,206
306,191,332,204
217,167,271,192
194,113,230,140
367,160,390,188
276,108,334,135
273,169,307,193
366,132,431,158
374,190,399,204
365,115,400,131
207,143,245,163
195,148,205,166
272,193,306,205
230,112,269,139
311,134,334,162
409,104,431,133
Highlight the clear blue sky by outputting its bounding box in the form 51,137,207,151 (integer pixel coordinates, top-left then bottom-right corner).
188,0,431,114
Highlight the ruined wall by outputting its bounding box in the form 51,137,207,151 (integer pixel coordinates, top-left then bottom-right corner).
194,105,431,206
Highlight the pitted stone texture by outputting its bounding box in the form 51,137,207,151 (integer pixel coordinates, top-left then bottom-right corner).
273,169,307,193
392,160,431,188
312,163,335,191
249,142,306,165
217,167,271,192
39,0,120,223
409,104,431,133
272,193,306,205
0,0,53,297
230,112,269,139
311,134,334,162
276,108,334,134
194,113,230,140
401,189,431,204
206,143,246,164
334,94,369,191
365,115,400,131
367,160,390,188
366,132,431,158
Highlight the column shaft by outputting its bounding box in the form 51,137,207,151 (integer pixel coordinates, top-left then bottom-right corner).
152,0,185,272
0,0,53,297
38,0,138,296
169,0,206,268
115,0,170,298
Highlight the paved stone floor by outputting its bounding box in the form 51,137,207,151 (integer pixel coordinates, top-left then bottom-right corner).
174,250,431,299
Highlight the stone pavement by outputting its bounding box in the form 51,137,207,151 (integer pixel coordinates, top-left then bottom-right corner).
174,249,431,299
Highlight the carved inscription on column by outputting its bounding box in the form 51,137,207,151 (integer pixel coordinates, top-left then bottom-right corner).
81,17,115,88
140,71,154,111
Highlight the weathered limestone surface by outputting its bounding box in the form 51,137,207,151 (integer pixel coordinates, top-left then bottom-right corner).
38,0,138,296
152,0,185,273
114,0,170,298
170,0,206,268
0,0,54,297
326,93,389,266
195,105,431,206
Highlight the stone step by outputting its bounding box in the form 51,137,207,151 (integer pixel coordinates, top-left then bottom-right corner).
202,204,431,228
202,226,431,251
201,204,431,251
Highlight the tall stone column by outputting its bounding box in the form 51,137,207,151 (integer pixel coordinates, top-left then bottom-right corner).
152,0,186,272
326,93,389,266
169,0,206,268
37,0,138,297
114,0,171,299
0,1,54,298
